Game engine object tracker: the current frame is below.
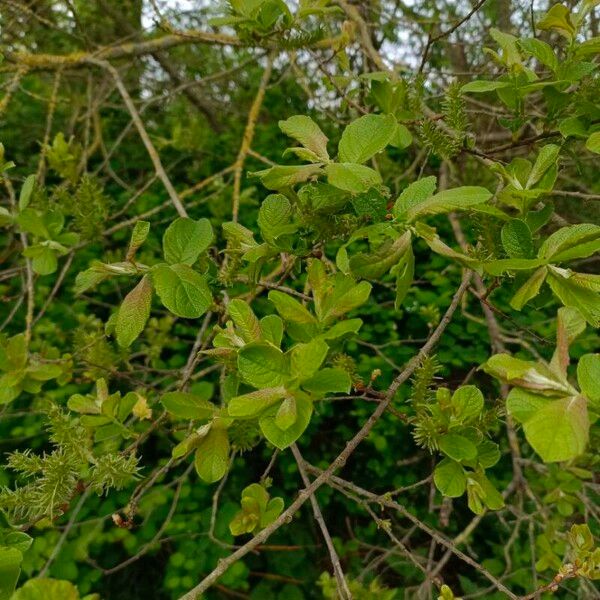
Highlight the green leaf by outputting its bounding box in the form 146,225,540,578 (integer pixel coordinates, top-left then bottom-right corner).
115,276,152,348
268,290,317,325
484,257,544,276
393,242,414,309
253,164,322,190
461,80,510,93
19,175,35,211
510,266,548,310
390,123,412,149
349,231,412,279
551,306,586,374
163,217,213,265
537,3,575,40
297,183,348,213
547,268,600,328
290,338,328,380
152,264,212,319
523,395,589,462
577,354,600,403
469,471,504,512
259,394,312,449
506,388,548,423
228,387,288,418
392,176,437,219
161,392,215,420
433,458,466,497
228,299,261,343
558,117,587,139
11,578,81,600
519,38,557,70
406,186,491,222
501,219,533,258
439,433,478,462
320,277,372,323
477,440,501,469
257,194,296,245
261,497,284,528
586,131,600,154
126,221,150,262
0,547,22,600
325,163,382,193
24,246,58,275
301,368,351,395
274,396,296,430
194,427,230,483
260,315,284,347
451,385,484,422
279,115,329,161
526,145,559,189
350,187,387,220
538,223,600,262
338,113,396,164
483,353,572,395
318,319,363,341
0,532,31,554
415,223,482,270
238,342,289,388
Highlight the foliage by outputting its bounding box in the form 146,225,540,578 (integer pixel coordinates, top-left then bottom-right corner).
0,0,599,599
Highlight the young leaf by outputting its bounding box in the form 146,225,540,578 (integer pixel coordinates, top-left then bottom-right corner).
290,338,329,380
461,80,511,93
260,315,284,347
551,306,586,375
279,115,329,161
501,219,533,258
194,427,230,483
325,163,382,193
228,387,288,418
163,217,213,265
115,276,153,348
547,269,600,328
451,385,484,422
577,354,600,403
434,458,466,497
238,342,289,388
228,299,261,343
126,221,150,261
406,186,491,221
510,267,547,310
538,223,600,262
301,368,351,395
392,176,437,219
438,433,478,462
338,113,396,164
586,131,600,154
257,194,296,245
259,394,313,449
274,396,296,430
526,144,559,189
518,38,558,70
268,290,317,325
19,175,35,211
0,547,23,600
161,392,215,420
522,395,589,462
152,264,212,319
253,164,322,190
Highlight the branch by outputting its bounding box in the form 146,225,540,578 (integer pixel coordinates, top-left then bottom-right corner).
91,59,188,218
291,444,352,600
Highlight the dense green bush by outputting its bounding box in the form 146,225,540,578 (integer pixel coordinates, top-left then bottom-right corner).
0,1,599,599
